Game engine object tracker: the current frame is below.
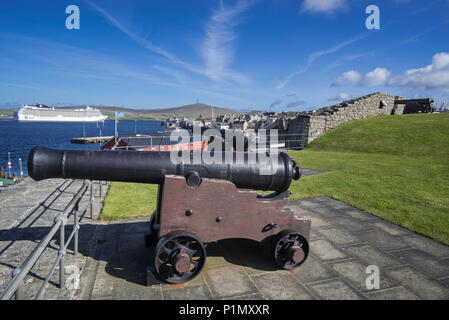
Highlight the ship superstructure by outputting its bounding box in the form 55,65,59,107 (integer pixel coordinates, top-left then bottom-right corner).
14,104,107,122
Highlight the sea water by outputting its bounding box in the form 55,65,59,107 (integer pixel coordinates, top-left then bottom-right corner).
0,119,163,175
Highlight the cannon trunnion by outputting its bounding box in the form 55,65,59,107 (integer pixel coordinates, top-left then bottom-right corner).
28,146,311,284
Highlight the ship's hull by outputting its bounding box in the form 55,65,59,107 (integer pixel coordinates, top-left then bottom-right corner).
15,115,108,122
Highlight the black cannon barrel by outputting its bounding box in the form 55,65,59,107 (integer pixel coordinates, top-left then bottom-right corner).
28,146,301,193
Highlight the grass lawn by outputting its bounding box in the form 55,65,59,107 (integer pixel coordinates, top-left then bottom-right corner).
99,113,449,245
100,182,158,220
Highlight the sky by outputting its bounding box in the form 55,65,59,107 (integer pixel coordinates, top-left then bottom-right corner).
1,0,449,112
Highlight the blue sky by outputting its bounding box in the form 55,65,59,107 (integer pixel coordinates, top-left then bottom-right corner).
1,0,448,111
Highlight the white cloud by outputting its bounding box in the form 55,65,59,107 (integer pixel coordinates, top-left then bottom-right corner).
332,70,362,86
389,52,449,92
328,52,449,93
363,67,391,86
300,0,348,14
330,67,390,87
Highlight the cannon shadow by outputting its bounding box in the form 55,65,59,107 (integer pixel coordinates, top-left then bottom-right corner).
92,220,280,287
0,218,280,289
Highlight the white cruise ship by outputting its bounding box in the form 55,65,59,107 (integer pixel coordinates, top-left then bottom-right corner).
14,104,108,122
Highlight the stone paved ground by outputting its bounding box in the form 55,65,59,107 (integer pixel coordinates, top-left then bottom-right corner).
0,178,107,299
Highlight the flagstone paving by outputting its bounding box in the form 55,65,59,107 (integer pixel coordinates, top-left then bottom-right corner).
0,178,107,300
79,195,449,300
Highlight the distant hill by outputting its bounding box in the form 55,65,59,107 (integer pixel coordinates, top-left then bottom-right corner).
0,108,14,118
60,103,243,120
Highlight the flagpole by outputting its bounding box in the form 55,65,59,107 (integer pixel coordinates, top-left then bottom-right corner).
7,152,11,178
19,158,23,179
114,111,118,143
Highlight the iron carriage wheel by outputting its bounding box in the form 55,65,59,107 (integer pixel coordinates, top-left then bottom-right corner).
272,229,309,269
154,230,207,284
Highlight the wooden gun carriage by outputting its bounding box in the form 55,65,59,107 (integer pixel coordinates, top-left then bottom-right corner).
28,146,311,283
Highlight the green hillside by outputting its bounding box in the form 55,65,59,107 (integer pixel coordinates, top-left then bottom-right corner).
289,113,449,245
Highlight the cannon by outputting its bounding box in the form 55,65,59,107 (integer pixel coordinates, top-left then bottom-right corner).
395,98,435,114
28,146,311,284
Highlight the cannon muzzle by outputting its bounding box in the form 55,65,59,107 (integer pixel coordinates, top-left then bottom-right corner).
28,146,301,193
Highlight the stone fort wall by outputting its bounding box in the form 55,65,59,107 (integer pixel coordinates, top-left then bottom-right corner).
285,92,406,148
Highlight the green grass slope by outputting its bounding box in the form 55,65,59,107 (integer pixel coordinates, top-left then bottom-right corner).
289,113,449,245
305,113,449,158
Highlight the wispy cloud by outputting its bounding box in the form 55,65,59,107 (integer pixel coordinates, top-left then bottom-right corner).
284,100,307,109
200,0,255,84
328,92,351,101
18,36,180,87
86,0,251,84
401,19,449,44
0,32,255,106
268,100,282,108
0,81,40,90
276,33,367,90
152,65,188,83
325,51,375,71
300,0,348,14
86,1,185,64
85,0,207,77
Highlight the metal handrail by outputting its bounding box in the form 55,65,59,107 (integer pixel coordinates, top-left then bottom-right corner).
109,133,309,152
0,180,94,300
